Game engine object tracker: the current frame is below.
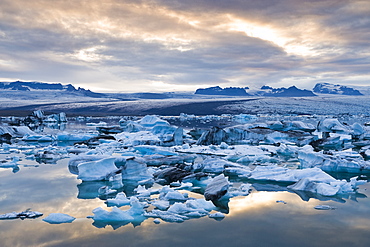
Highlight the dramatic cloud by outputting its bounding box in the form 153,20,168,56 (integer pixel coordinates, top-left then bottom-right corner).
0,0,369,92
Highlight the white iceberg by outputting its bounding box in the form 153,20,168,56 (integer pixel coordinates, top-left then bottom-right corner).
106,192,131,207
77,157,119,181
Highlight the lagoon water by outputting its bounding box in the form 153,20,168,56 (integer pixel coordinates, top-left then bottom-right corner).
0,118,370,247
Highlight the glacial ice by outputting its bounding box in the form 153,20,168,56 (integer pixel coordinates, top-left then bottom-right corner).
2,112,370,227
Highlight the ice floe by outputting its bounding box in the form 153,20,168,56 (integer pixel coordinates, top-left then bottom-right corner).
43,213,76,224
0,209,43,220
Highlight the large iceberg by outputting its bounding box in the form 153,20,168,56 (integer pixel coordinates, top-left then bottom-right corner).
77,157,119,181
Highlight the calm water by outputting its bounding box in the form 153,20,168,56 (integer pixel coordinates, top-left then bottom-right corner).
0,118,370,247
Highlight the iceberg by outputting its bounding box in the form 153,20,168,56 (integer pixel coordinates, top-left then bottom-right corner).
0,210,43,220
90,206,134,222
314,205,336,210
120,157,153,181
204,174,230,201
208,212,225,219
90,197,147,228
43,213,76,224
77,157,119,181
317,119,349,134
138,115,170,128
106,192,131,207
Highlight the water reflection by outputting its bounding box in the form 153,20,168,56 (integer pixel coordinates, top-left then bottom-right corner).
1,118,370,246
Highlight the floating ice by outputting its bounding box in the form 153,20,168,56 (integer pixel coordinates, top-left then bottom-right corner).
56,133,95,142
317,119,349,134
314,205,336,210
204,174,230,201
22,134,54,142
138,115,170,128
91,197,146,224
0,126,35,137
0,210,43,220
77,157,119,181
3,112,370,227
208,212,225,219
151,200,170,210
163,191,187,201
91,206,134,222
120,157,153,181
276,200,287,204
43,213,75,224
106,192,131,207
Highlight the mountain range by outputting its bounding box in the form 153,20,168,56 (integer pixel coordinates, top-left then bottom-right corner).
0,81,104,97
0,81,366,98
195,83,365,97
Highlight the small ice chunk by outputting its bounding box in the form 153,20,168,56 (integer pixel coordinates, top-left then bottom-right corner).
110,173,123,190
167,202,208,217
186,199,216,212
170,181,182,187
182,143,190,149
164,191,187,201
220,142,229,149
0,210,43,220
134,185,151,197
91,207,134,222
314,205,336,210
98,186,117,196
151,200,170,210
153,219,161,224
208,212,225,219
106,192,131,207
276,200,287,204
204,174,229,201
43,213,76,224
128,197,146,216
144,210,188,223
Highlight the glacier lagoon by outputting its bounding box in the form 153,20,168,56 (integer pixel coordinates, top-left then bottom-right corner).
0,114,370,247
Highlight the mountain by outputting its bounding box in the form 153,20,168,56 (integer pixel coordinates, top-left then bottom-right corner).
0,81,105,97
313,82,363,95
257,86,316,97
195,86,250,96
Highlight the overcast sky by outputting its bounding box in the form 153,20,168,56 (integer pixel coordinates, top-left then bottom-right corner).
0,0,369,92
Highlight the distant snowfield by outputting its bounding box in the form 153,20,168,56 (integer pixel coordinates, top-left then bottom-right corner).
0,90,113,108
0,90,368,116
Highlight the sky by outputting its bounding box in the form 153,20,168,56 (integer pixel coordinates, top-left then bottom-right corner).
0,0,369,93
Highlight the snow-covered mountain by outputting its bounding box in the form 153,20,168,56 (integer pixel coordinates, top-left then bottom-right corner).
254,85,316,97
313,82,363,95
195,86,250,96
0,81,104,97
195,85,316,97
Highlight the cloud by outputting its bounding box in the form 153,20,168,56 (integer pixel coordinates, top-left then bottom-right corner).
0,0,369,92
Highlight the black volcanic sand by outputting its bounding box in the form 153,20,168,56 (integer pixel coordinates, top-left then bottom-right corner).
0,99,257,117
